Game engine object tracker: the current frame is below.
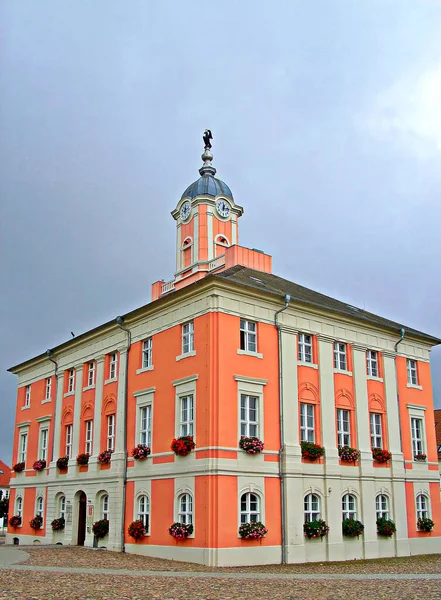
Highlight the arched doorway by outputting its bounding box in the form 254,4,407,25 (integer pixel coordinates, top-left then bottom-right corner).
77,491,87,546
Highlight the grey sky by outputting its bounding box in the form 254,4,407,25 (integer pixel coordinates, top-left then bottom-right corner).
1,1,440,463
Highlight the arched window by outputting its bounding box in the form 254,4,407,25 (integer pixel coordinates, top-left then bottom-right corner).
376,494,389,520
342,493,357,520
304,493,320,522
178,493,193,525
16,496,23,520
36,496,44,522
137,495,150,533
102,495,109,520
240,492,260,524
59,495,66,519
416,494,429,520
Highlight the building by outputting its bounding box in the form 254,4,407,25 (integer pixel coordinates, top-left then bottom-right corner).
0,460,11,530
6,137,441,565
434,409,441,477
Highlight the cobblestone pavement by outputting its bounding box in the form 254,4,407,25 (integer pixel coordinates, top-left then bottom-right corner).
0,547,440,599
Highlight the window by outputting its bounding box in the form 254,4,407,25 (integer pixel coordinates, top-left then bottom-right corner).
178,493,193,525
102,494,109,520
298,333,313,363
182,322,194,354
25,385,31,407
59,495,66,519
334,343,347,370
407,359,418,386
342,493,357,520
107,415,115,451
376,494,389,520
68,369,75,393
416,494,429,520
304,493,320,522
142,338,152,369
65,424,73,458
140,406,152,446
240,492,260,524
40,428,48,461
300,403,315,443
240,319,257,352
19,432,28,463
240,394,259,437
367,350,378,377
370,413,383,449
45,378,52,400
36,496,44,523
180,396,193,437
138,495,150,533
87,362,95,387
85,420,93,455
109,353,118,379
16,497,23,521
337,409,350,447
411,417,424,457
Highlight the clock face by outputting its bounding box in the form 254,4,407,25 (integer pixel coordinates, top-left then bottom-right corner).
216,199,230,218
180,201,191,221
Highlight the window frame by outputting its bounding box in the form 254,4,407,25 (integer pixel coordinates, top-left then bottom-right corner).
407,359,418,386
182,322,194,355
416,493,429,521
67,369,75,393
179,395,194,437
411,416,424,458
24,385,31,408
240,393,259,438
142,338,153,369
342,493,357,520
19,432,28,463
107,414,115,451
45,378,52,400
109,353,118,380
298,333,313,364
39,427,49,461
59,495,66,519
333,342,347,371
87,362,95,387
65,424,73,458
366,350,379,377
102,494,109,520
137,494,150,533
85,420,93,455
370,412,383,449
376,494,389,520
300,402,315,443
177,493,193,525
139,405,152,446
36,496,44,524
337,408,351,448
304,493,320,522
240,319,257,353
240,492,260,524
16,496,23,523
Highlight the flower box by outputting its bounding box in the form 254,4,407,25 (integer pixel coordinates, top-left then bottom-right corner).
76,453,90,466
51,517,65,531
131,444,151,460
304,519,329,539
376,517,396,537
342,518,364,538
238,521,268,540
239,436,264,455
128,520,146,540
417,517,434,532
414,453,427,462
338,446,360,462
33,459,47,472
372,448,392,463
168,522,193,539
9,515,21,528
13,462,25,473
56,456,69,470
97,450,113,464
30,515,43,530
301,441,325,461
92,519,109,538
170,436,195,457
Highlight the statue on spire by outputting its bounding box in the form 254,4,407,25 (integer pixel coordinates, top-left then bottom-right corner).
203,129,213,150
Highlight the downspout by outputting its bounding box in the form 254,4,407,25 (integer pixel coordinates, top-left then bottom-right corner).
46,349,58,463
116,316,131,553
274,293,291,565
394,328,405,453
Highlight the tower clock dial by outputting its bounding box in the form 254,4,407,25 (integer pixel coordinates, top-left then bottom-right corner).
216,199,230,218
180,201,191,221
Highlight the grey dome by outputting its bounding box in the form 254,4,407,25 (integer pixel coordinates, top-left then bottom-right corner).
181,175,233,200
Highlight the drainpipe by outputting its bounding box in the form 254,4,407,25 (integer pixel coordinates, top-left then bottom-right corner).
116,316,131,553
274,294,291,565
46,349,58,463
394,328,405,453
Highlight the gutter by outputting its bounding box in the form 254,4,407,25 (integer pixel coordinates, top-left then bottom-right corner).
46,349,58,463
274,293,291,565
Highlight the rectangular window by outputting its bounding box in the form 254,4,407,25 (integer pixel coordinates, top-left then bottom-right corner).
40,428,48,461
240,394,259,437
334,343,347,370
370,413,383,449
19,433,27,463
182,322,194,354
240,319,257,352
45,378,52,400
367,350,378,377
107,414,115,451
140,405,152,446
180,395,194,437
298,333,313,363
87,362,95,387
337,408,350,447
85,420,93,455
300,403,315,442
68,369,75,393
25,385,31,407
411,417,424,457
407,359,418,386
109,353,118,380
65,425,73,458
142,338,153,368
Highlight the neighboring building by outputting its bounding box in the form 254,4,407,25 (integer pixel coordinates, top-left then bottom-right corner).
0,460,11,529
6,138,441,565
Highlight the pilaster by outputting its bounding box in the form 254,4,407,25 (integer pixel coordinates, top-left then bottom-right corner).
51,372,65,463
71,365,84,457
281,329,299,448
352,346,371,457
317,336,338,462
92,357,105,457
383,353,403,457
115,348,128,454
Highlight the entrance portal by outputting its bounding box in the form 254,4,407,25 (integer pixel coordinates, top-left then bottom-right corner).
77,491,87,546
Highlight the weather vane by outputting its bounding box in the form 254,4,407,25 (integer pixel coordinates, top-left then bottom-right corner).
203,129,213,150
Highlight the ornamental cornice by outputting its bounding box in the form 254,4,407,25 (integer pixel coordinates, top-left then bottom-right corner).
278,325,298,335
172,375,198,387
352,344,368,352
316,334,334,344
382,350,396,358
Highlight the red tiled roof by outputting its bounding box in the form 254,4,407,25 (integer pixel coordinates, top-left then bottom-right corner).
434,409,441,456
0,460,11,488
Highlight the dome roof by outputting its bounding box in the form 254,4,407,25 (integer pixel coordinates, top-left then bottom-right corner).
181,175,233,200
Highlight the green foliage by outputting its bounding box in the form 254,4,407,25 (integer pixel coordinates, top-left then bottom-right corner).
342,518,364,537
0,497,9,519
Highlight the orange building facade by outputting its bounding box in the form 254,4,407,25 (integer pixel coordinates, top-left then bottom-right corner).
6,139,441,565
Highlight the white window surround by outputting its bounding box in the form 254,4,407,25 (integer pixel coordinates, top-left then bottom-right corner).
300,403,315,443
25,385,31,408
376,494,390,520
36,495,44,523
406,358,420,387
19,432,28,464
173,376,197,440
367,375,384,382
416,492,430,521
333,342,348,371
304,493,321,522
174,481,195,537
298,333,313,364
237,483,265,535
240,491,260,524
240,319,257,353
39,428,49,461
407,404,427,460
237,348,264,359
235,376,267,445
370,413,383,449
102,494,109,520
134,387,155,452
177,492,193,525
182,322,194,354
67,369,75,394
107,415,115,451
337,408,351,448
65,424,73,458
85,420,93,455
87,362,96,387
298,361,319,369
134,489,151,536
109,353,118,380
342,493,357,520
45,378,52,401
137,494,150,534
59,495,66,519
366,350,379,378
15,496,23,525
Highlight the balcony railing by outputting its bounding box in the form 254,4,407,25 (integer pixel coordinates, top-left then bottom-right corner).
208,255,225,271
161,280,175,294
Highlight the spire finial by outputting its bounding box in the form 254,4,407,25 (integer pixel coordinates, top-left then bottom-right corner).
199,129,216,176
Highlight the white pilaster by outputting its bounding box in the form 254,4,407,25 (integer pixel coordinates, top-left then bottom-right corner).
317,336,338,459
281,329,299,447
353,346,371,456
207,208,214,260
193,210,199,263
71,365,84,458
51,372,65,463
115,348,128,454
92,357,105,457
176,222,181,273
383,353,402,456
